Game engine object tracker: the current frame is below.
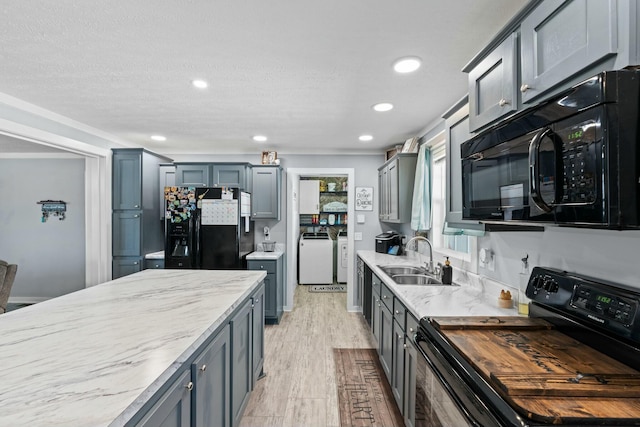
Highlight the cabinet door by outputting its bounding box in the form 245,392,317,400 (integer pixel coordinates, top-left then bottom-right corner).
263,273,275,319
379,302,393,382
112,257,143,279
144,258,165,269
135,370,192,427
175,164,210,187
372,288,381,345
251,284,265,386
212,164,248,189
391,320,405,410
520,0,617,104
192,325,230,427
113,152,142,210
113,211,142,257
403,334,418,427
230,299,252,427
378,168,388,220
468,33,517,131
387,159,399,222
299,180,320,214
251,167,281,220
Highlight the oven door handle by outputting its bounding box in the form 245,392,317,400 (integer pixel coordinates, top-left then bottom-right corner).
529,127,562,213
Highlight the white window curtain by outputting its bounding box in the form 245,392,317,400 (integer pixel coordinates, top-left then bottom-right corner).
411,143,431,231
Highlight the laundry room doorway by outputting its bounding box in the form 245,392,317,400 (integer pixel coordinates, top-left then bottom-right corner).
286,168,356,312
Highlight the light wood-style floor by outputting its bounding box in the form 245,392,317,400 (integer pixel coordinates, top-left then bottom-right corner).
240,285,376,427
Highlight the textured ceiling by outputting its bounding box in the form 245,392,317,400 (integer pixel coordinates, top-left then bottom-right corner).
0,0,528,156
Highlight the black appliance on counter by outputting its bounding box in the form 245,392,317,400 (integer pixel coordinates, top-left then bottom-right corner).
375,231,402,255
414,267,640,426
164,186,254,269
461,70,640,229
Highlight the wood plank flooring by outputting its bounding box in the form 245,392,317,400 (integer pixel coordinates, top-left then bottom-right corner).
240,285,376,427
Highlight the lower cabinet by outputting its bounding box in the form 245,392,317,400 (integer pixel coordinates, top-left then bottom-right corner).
371,275,382,345
192,325,231,427
136,370,192,427
391,318,405,407
247,256,283,324
403,315,420,427
379,301,393,382
113,257,143,279
133,282,265,427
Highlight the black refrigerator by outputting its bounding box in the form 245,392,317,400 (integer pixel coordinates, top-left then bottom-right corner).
164,187,254,269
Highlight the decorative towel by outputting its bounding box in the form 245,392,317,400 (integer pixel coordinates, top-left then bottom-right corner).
411,144,431,231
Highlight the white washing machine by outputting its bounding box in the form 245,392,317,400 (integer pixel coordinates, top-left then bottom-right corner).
299,232,333,285
337,230,348,283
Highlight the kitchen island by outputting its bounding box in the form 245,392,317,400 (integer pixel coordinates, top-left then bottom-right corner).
0,268,266,427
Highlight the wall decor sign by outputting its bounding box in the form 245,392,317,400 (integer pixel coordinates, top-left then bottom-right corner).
355,187,373,211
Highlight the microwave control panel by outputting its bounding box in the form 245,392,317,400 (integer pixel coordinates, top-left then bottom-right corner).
556,119,599,204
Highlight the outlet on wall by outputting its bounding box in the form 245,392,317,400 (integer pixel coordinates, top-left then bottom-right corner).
354,232,363,241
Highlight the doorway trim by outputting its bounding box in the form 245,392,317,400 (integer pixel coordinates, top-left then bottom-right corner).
286,168,356,312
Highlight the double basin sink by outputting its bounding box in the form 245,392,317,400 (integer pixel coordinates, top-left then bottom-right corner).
378,265,455,286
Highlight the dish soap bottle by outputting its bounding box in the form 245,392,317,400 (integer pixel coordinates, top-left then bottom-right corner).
441,257,453,285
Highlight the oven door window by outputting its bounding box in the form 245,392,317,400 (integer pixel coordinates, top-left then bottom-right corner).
463,133,532,220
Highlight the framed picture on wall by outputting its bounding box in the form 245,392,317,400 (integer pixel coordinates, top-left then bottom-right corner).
261,151,278,164
355,187,373,211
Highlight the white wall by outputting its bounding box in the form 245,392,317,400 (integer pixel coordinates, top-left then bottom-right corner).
477,226,640,291
0,158,86,301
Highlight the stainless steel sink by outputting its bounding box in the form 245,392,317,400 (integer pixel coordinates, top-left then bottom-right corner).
378,265,428,276
391,274,448,285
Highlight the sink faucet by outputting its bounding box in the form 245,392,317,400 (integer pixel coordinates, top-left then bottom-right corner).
404,236,434,273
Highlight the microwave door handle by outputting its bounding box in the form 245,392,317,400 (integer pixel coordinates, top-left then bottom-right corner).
529,128,553,213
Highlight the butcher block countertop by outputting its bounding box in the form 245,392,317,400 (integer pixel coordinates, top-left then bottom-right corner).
0,269,266,427
431,316,640,424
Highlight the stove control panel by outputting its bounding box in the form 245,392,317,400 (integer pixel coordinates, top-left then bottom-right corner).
526,267,640,341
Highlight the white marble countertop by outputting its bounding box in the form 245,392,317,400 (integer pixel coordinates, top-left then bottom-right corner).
0,269,266,427
144,250,164,259
357,250,518,320
246,250,284,260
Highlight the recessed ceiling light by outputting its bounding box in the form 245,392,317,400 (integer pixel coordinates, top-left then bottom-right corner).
373,102,394,112
359,135,373,142
393,57,422,73
151,135,166,142
252,135,268,142
192,79,208,89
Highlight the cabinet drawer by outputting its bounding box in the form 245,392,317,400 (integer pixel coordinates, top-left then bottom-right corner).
393,298,407,330
380,283,393,310
144,259,165,269
406,314,419,338
247,260,276,274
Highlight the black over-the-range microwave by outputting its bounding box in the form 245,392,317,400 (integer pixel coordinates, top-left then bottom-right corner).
461,70,640,229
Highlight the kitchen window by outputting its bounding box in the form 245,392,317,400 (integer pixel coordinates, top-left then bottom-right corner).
427,138,473,261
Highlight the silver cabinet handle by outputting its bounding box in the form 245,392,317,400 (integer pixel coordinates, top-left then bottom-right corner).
186,382,194,391
200,364,207,372
378,303,381,307
382,295,387,299
395,310,399,314
403,344,407,349
520,84,531,93
251,304,255,308
409,327,414,333
498,98,508,107
133,214,140,218
397,333,402,340
133,261,138,265
134,205,140,208
255,299,259,304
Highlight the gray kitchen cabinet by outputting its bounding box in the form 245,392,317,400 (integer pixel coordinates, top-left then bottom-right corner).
379,283,394,382
468,33,517,131
247,255,283,324
192,325,230,427
144,258,165,269
443,99,484,233
391,318,405,408
230,298,252,427
251,165,281,220
212,163,252,191
371,274,381,346
378,153,417,223
112,257,143,278
520,0,617,105
135,369,192,427
112,149,171,279
403,314,420,427
251,285,265,386
175,163,211,187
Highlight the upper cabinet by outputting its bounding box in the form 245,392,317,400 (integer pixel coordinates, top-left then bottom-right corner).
468,33,518,131
299,180,320,215
520,0,617,105
465,0,638,132
378,153,417,223
174,163,252,191
251,165,281,220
